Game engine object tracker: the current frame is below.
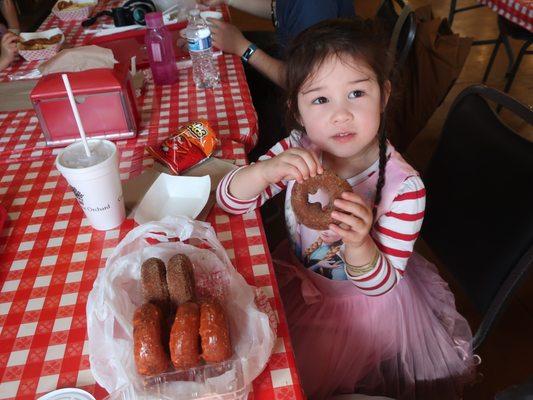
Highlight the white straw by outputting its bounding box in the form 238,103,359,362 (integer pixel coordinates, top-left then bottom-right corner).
61,73,91,157
130,56,136,76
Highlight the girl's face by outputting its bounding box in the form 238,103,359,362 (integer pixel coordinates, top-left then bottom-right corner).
297,55,389,161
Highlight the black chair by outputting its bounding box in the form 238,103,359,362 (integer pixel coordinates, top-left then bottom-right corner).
482,16,533,94
448,0,484,27
421,85,533,351
376,0,417,72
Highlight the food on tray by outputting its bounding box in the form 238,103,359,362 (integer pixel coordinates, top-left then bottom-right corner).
169,302,201,369
200,299,232,363
19,34,63,50
141,257,170,312
291,169,352,230
147,120,218,174
133,303,170,376
57,0,92,9
167,254,196,306
133,254,233,375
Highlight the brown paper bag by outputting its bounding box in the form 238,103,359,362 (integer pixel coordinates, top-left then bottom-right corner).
388,5,473,152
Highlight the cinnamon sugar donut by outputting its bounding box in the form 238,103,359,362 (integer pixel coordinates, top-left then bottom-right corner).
141,257,170,312
291,170,352,230
166,254,196,306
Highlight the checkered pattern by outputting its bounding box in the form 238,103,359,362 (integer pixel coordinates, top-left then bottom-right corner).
0,2,304,399
479,0,533,32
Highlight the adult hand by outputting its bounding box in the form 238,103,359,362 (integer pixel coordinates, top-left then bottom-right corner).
259,148,323,185
0,32,19,70
208,19,249,57
329,192,373,249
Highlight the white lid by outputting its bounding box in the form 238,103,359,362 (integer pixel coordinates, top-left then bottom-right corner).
37,388,96,400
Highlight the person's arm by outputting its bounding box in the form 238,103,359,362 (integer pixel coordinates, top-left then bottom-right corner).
245,46,285,88
209,19,285,88
197,0,271,19
1,0,20,32
331,176,426,296
217,138,323,214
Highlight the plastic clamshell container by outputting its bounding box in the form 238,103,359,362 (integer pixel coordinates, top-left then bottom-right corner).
104,358,248,400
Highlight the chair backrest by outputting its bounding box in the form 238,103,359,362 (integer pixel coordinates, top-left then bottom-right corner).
376,0,417,71
422,85,533,350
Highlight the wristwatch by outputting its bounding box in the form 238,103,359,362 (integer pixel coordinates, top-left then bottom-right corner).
241,43,258,64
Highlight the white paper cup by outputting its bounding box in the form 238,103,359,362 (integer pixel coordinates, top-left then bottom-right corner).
56,139,126,231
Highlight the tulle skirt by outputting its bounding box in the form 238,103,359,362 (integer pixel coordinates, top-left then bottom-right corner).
273,242,476,400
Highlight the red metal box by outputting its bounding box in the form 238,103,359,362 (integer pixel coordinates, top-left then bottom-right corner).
30,66,140,146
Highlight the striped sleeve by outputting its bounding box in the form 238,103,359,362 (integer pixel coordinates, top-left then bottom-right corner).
344,175,426,296
216,137,292,215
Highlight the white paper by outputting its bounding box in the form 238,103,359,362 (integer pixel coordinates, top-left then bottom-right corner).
19,28,65,44
134,174,210,225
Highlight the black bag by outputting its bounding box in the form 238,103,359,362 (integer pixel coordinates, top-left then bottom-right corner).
82,0,156,27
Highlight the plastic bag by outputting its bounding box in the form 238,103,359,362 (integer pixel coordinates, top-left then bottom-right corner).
86,216,276,396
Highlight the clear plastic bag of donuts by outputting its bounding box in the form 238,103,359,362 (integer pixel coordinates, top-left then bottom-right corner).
86,216,276,399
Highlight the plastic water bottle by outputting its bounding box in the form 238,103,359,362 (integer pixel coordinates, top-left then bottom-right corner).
144,11,178,85
186,9,220,89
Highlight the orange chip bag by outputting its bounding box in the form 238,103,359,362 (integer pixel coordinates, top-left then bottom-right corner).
147,120,218,174
182,120,217,156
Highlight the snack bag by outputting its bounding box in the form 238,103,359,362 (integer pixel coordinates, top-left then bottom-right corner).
148,120,217,174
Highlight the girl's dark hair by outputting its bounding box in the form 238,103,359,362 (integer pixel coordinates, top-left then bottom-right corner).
285,18,393,219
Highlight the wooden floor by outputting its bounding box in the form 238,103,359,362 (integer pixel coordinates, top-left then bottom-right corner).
231,1,533,399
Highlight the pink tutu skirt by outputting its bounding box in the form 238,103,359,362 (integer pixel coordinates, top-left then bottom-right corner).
273,242,476,400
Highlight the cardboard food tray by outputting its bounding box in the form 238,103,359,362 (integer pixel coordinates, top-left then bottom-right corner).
52,0,97,21
18,28,65,61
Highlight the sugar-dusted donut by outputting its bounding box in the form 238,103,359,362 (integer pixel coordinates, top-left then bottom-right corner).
291,170,352,230
141,257,170,312
166,254,196,306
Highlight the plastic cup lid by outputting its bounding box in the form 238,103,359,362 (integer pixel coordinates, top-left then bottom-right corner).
37,388,96,400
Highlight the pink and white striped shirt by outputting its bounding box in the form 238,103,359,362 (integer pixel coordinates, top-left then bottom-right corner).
216,132,425,296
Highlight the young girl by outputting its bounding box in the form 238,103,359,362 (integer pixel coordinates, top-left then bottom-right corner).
216,19,475,399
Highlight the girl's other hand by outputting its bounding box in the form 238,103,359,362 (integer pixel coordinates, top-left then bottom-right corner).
329,192,373,248
0,32,19,70
260,148,323,184
208,19,249,56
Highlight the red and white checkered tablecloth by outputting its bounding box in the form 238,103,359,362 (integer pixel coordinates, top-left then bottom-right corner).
479,0,533,32
0,54,258,160
0,141,303,400
0,2,304,399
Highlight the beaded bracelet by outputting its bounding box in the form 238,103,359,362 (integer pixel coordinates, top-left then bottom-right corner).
345,249,380,277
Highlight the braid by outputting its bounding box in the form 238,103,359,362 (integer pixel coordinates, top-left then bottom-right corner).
373,114,388,220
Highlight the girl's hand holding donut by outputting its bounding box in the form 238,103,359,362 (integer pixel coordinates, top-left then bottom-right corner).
329,192,373,249
260,148,323,185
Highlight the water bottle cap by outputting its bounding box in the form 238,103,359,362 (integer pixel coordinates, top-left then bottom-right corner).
145,11,164,28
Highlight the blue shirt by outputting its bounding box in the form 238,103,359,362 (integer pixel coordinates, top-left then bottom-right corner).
275,0,355,52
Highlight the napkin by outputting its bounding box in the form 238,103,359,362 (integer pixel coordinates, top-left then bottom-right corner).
38,45,118,75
